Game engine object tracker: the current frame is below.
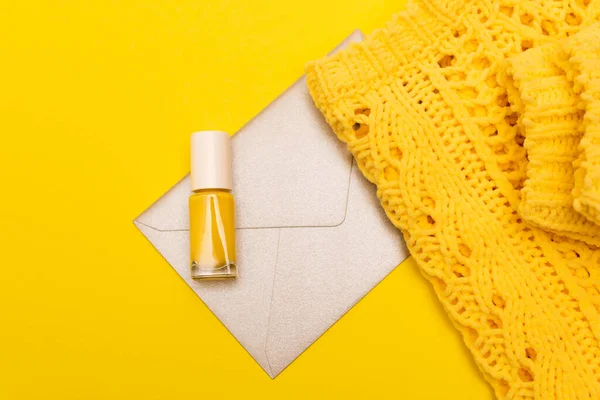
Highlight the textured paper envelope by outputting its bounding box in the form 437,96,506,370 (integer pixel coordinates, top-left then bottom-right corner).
134,30,409,378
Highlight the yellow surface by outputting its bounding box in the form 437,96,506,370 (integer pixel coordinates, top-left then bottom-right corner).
0,1,492,399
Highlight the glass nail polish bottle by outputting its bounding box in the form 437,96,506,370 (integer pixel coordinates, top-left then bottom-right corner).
189,131,237,280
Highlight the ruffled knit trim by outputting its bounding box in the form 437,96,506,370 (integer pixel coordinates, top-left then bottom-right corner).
566,24,600,226
502,37,600,245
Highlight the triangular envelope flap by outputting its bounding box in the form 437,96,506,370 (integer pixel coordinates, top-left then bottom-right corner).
136,74,353,231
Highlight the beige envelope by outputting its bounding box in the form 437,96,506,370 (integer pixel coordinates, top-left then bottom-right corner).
134,30,409,378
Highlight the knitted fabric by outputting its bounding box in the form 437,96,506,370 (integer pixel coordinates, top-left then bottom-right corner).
502,31,600,246
567,25,600,226
306,1,600,399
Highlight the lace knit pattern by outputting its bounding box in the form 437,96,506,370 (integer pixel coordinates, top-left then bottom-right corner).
306,1,600,398
502,35,600,245
567,26,600,226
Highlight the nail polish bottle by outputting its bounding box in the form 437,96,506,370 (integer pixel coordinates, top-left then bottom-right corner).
189,131,237,280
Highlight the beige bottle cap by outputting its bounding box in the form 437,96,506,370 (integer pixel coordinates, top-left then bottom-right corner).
190,130,233,191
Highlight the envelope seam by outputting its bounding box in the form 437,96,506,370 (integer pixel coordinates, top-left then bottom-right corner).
263,227,282,378
134,161,356,233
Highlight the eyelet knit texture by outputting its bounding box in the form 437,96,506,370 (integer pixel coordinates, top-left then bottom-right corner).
306,1,600,398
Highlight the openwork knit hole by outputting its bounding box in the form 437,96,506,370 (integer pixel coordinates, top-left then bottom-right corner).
427,215,435,225
499,161,518,175
352,123,370,138
520,13,534,26
492,294,506,308
387,145,401,159
526,347,537,361
541,20,557,36
495,144,509,156
354,108,371,116
498,380,510,397
487,316,502,329
576,0,592,6
422,196,435,208
500,6,514,17
438,54,456,68
459,244,472,257
516,132,525,146
452,29,461,38
567,12,583,26
518,367,534,382
353,108,371,139
505,113,518,127
496,94,509,107
455,23,467,37
452,264,470,278
521,39,534,51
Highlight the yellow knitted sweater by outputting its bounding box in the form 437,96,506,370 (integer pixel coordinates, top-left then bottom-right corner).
306,1,600,399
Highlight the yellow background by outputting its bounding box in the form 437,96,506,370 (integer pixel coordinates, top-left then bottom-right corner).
0,1,493,398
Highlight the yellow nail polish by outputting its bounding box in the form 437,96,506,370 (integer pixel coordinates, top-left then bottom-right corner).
189,131,237,280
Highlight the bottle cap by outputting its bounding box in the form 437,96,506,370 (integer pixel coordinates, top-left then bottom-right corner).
190,131,233,191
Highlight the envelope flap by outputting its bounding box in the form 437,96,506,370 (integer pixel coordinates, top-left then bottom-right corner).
136,32,365,231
